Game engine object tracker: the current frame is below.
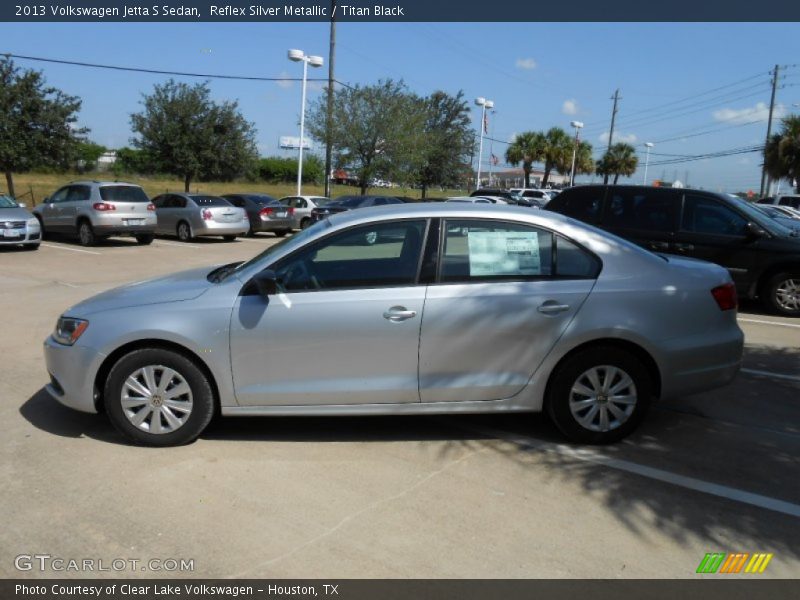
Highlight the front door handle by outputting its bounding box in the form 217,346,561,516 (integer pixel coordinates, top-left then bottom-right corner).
674,243,695,251
538,301,570,315
383,306,418,322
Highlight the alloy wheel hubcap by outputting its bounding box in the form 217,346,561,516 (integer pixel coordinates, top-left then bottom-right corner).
569,365,637,432
775,278,800,311
121,365,193,434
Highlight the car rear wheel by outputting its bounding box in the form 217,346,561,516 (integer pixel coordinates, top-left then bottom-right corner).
274,229,290,238
300,217,311,229
223,235,237,242
104,348,215,446
176,221,192,242
78,221,96,246
135,234,154,245
763,272,800,316
546,347,652,444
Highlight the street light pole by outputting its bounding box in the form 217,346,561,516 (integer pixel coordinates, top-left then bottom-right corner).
288,49,324,196
474,97,494,189
488,110,496,186
569,120,584,186
643,142,654,185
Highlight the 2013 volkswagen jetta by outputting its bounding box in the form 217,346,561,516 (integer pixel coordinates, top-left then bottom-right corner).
44,204,743,446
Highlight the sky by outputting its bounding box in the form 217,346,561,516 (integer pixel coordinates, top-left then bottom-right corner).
0,21,798,192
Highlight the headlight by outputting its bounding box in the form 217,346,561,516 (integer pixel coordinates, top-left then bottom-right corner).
26,217,39,228
53,317,89,346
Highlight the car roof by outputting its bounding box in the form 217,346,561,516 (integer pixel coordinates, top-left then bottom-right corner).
68,180,141,187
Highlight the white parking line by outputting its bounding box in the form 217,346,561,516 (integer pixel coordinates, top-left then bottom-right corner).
446,421,800,519
741,368,800,383
235,237,282,243
41,243,100,255
153,240,202,249
738,317,800,329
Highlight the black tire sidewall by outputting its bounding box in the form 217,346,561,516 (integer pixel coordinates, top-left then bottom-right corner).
546,347,652,444
177,222,191,242
104,348,215,446
78,221,95,246
764,272,800,317
135,234,154,245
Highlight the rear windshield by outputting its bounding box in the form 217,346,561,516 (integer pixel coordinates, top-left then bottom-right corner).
99,186,150,203
244,195,280,205
335,196,368,207
190,196,232,207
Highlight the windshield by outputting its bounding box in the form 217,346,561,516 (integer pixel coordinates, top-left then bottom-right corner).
217,219,332,281
99,186,150,202
0,195,19,208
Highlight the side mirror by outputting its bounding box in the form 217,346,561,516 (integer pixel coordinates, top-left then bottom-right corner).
746,221,767,239
252,269,279,298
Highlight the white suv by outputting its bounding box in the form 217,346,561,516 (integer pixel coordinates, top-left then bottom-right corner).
33,181,156,246
758,194,800,210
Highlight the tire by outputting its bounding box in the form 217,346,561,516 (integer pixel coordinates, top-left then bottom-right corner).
300,218,311,230
546,347,653,444
176,221,192,242
104,348,215,447
35,215,47,240
77,220,96,247
762,272,800,316
223,235,237,242
245,225,255,237
135,234,154,245
274,229,289,238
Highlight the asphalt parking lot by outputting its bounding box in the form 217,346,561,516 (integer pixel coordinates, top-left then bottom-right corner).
1,234,799,579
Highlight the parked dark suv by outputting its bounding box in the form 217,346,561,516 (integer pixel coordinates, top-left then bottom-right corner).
546,185,800,316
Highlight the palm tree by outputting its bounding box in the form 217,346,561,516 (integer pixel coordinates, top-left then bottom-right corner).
505,131,545,188
555,140,595,182
540,127,573,186
596,143,639,184
764,115,800,192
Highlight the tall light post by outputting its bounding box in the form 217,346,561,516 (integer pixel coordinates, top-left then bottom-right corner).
474,97,494,189
487,110,497,186
288,49,324,196
569,120,584,187
642,142,654,185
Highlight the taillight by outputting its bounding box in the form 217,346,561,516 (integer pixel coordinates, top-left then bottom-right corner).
146,203,155,211
202,209,213,220
260,207,274,217
287,207,295,216
92,202,116,211
711,283,737,311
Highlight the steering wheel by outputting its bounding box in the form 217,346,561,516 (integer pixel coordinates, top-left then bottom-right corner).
281,260,321,291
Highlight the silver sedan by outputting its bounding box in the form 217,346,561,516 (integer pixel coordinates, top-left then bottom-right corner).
43,204,743,446
152,193,249,241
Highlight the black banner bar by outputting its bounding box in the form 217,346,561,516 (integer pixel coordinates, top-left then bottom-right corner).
4,580,800,600
3,0,800,22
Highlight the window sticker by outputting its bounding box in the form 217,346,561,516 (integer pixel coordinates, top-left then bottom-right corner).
467,231,541,276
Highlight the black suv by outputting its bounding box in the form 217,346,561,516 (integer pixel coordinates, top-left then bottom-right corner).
546,185,800,316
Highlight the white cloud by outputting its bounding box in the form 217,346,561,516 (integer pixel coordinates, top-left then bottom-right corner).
598,131,637,144
515,58,537,70
276,72,294,89
562,99,578,115
713,102,787,124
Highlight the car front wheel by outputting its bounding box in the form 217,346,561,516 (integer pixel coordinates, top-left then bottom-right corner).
763,272,800,316
546,347,652,444
104,348,215,446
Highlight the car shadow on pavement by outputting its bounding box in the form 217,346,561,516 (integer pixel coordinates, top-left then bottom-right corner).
19,388,121,444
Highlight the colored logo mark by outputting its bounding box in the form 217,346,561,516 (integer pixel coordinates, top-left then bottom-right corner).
696,552,773,574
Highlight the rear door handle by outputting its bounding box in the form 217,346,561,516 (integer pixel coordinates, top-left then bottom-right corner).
538,301,570,315
383,306,418,322
674,243,695,251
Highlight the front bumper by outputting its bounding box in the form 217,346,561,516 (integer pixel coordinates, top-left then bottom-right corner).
0,225,40,244
43,336,103,413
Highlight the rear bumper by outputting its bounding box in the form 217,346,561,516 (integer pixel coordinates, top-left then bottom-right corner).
93,224,155,236
658,325,744,400
194,221,250,236
254,217,294,231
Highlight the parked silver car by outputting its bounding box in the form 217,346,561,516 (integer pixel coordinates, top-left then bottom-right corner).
32,181,156,246
279,195,332,229
152,193,249,242
0,195,41,249
44,204,743,446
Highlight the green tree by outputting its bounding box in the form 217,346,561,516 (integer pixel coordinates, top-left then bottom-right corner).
75,141,107,172
415,90,473,198
257,155,324,184
596,143,639,184
0,57,86,197
764,114,800,192
555,139,595,182
307,79,425,195
130,80,258,192
505,131,545,188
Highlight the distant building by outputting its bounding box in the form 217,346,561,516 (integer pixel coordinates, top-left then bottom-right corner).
477,168,569,189
96,151,118,170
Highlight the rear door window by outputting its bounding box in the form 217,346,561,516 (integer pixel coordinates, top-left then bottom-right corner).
554,187,605,224
604,188,678,233
779,196,800,209
67,185,91,202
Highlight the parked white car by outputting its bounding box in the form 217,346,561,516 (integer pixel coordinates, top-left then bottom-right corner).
279,195,332,229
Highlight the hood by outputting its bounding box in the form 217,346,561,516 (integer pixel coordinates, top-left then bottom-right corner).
65,266,215,316
0,207,34,221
